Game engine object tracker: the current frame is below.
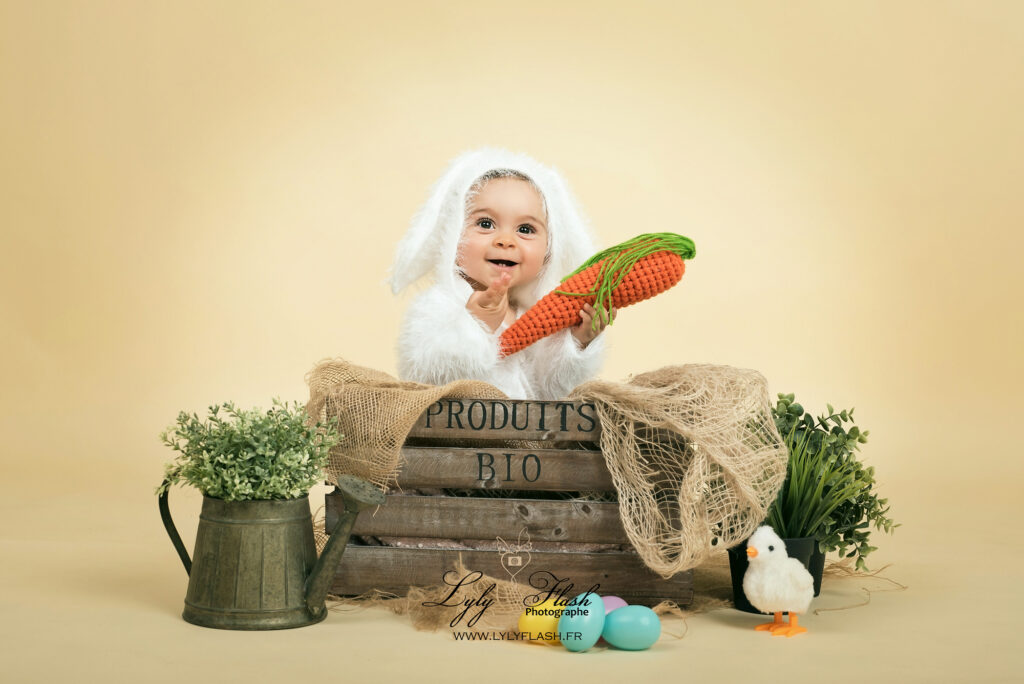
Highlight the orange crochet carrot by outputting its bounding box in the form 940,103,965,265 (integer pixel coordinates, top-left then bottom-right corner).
499,233,696,356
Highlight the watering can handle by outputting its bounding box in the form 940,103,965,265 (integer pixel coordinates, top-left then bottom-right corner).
158,479,192,575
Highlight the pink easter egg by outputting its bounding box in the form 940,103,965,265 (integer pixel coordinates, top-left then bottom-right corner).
602,596,628,614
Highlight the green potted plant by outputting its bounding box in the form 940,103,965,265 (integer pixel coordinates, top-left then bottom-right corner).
729,393,898,612
157,398,339,502
770,394,898,573
156,399,384,630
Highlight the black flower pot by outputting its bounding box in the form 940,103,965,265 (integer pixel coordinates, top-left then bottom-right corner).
727,536,822,614
808,544,825,596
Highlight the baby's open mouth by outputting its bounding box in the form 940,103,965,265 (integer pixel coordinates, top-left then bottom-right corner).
488,259,518,267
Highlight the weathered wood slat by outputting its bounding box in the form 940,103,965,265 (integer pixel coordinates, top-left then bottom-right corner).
327,493,627,543
397,446,614,490
408,399,600,442
322,399,693,607
328,546,693,607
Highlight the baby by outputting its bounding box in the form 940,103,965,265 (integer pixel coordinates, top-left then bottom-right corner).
389,148,611,399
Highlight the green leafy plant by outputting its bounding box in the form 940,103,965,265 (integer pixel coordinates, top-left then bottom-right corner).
766,393,898,571
156,399,341,501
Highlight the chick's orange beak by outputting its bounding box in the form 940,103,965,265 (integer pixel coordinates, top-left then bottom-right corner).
746,547,758,558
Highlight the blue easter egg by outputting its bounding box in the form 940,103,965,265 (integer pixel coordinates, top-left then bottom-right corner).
557,592,606,652
601,605,661,651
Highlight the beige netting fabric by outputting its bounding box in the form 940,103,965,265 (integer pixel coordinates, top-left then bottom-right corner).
305,358,786,579
569,365,788,577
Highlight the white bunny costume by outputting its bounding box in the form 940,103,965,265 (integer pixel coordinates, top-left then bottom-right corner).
389,148,605,399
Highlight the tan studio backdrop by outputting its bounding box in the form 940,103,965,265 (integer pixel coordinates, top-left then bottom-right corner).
1,1,1022,682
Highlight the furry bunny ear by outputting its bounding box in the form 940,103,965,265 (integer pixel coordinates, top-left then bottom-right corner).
388,152,478,295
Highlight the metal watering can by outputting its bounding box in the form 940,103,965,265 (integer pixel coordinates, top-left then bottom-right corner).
159,475,384,630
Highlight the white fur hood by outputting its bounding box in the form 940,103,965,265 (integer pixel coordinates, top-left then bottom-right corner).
388,147,599,309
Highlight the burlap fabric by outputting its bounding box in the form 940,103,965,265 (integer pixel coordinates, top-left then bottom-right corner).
569,366,788,576
305,358,786,579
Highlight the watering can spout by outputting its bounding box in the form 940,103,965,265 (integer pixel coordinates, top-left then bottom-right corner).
304,475,385,617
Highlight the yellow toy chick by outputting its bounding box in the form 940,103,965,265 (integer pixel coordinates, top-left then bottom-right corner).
742,525,814,637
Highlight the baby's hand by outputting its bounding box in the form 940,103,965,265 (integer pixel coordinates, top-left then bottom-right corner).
466,272,513,332
571,303,615,349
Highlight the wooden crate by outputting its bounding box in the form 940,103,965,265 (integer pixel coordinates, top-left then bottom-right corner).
325,398,692,607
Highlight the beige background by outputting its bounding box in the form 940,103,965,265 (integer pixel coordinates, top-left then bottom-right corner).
2,1,1022,681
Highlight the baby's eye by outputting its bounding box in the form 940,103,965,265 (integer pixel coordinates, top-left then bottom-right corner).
517,224,535,235
477,219,494,229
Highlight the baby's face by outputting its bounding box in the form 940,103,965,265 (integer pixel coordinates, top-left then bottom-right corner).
458,177,548,291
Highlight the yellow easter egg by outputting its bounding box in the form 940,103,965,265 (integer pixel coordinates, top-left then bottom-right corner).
518,598,565,645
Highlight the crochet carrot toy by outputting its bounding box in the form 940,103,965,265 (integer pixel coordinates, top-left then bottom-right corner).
499,232,696,356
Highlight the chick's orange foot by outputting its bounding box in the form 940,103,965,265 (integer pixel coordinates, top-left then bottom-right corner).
755,612,785,632
771,613,808,638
